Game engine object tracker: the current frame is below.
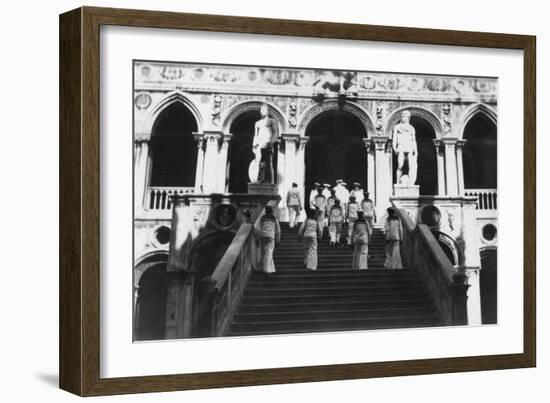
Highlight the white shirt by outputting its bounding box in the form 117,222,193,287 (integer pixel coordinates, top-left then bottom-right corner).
334,185,349,204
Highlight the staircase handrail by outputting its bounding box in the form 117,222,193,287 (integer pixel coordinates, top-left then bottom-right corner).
392,203,469,325
203,199,279,336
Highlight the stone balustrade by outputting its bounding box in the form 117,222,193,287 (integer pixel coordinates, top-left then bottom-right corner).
464,188,497,210
148,186,195,210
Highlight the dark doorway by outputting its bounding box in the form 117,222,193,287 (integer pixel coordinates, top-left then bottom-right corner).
462,113,497,189
393,116,437,195
305,109,367,200
135,254,169,341
480,248,498,324
149,102,198,187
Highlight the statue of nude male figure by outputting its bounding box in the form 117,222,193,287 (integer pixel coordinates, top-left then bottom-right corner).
392,110,418,185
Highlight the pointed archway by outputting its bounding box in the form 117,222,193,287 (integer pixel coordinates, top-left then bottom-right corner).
149,102,198,188
462,113,497,189
304,109,367,198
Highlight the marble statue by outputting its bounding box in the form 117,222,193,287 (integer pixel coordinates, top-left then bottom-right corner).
249,103,279,183
392,110,418,185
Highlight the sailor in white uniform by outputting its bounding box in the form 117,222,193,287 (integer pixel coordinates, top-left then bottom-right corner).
334,180,350,222
350,182,364,205
309,182,321,210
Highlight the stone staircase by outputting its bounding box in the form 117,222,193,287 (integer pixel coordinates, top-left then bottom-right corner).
227,222,442,336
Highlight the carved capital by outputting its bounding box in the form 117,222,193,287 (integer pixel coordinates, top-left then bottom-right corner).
362,137,372,152
441,137,459,148
371,135,389,151
281,133,300,148
433,139,443,153
192,133,205,149
134,136,149,146
298,136,310,151
456,139,467,150
202,131,223,145
220,133,233,150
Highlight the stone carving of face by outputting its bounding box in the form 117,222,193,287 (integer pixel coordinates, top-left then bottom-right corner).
400,110,411,124
260,104,268,117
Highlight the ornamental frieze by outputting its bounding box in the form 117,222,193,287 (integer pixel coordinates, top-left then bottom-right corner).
134,62,497,99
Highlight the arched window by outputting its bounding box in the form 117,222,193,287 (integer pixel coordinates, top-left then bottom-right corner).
149,102,198,187
463,113,497,189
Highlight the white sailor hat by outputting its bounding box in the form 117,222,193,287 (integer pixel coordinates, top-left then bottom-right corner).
353,182,361,187
323,183,330,187
335,179,343,184
314,182,321,186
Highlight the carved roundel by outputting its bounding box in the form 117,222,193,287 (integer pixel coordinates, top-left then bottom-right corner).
481,223,497,243
213,204,238,230
139,65,152,78
420,205,442,228
134,92,152,110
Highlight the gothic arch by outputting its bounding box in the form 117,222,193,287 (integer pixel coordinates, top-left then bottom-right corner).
221,100,287,134
142,91,203,137
134,250,169,287
298,100,375,135
436,230,464,266
384,106,444,138
456,103,497,139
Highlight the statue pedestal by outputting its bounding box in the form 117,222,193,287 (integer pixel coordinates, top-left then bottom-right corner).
393,184,420,197
248,183,278,195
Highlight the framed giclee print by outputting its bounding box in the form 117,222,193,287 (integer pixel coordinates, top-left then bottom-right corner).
59,6,536,396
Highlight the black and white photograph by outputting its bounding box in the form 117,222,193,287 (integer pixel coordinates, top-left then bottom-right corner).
132,60,498,342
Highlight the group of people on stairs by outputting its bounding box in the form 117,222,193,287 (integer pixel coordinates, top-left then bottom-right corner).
256,182,404,277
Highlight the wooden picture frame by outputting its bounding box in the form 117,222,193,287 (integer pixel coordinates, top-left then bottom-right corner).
59,6,536,396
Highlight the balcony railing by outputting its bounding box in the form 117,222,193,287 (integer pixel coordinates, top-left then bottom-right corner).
148,186,194,210
464,189,497,210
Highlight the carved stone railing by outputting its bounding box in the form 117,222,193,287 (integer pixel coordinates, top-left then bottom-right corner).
201,199,279,337
464,188,497,210
148,186,194,210
393,203,470,325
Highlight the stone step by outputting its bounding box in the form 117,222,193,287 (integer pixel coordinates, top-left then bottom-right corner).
234,306,437,322
228,315,440,336
251,268,418,281
238,297,434,313
241,290,430,305
244,284,428,297
246,279,423,290
248,274,421,285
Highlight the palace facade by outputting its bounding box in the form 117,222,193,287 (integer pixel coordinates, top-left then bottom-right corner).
133,61,498,340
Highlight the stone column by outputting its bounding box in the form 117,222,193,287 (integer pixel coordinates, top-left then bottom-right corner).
433,139,446,196
276,141,285,214
465,268,482,325
372,135,391,221
281,134,299,221
443,138,459,196
202,131,222,193
134,136,150,212
363,138,375,201
461,198,482,325
133,284,141,336
456,139,467,195
168,196,193,272
193,133,205,193
217,134,232,193
296,136,309,222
